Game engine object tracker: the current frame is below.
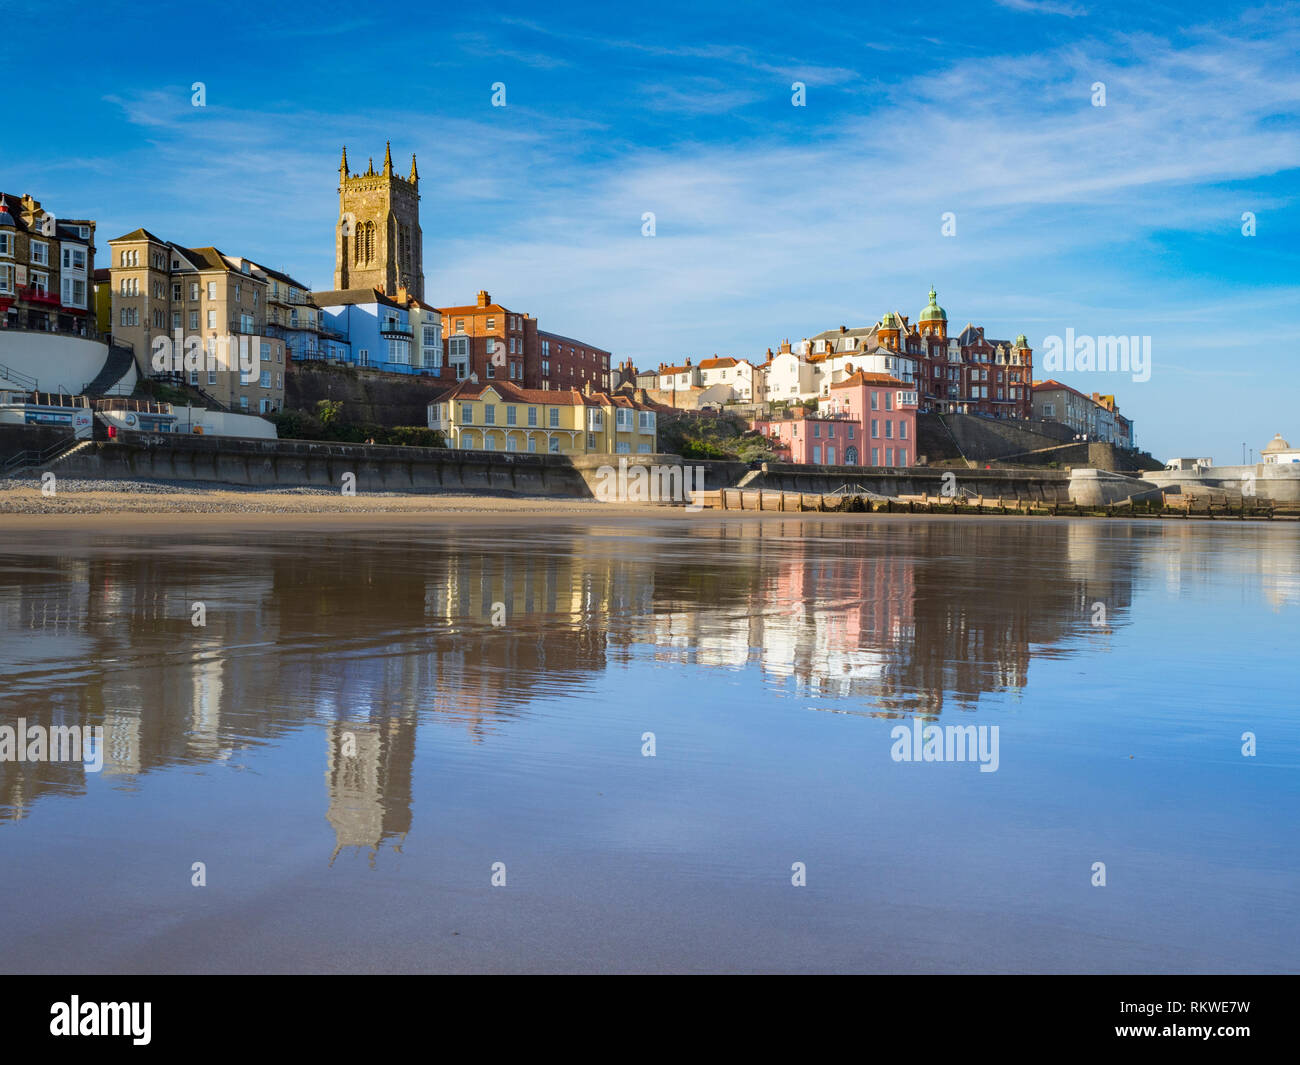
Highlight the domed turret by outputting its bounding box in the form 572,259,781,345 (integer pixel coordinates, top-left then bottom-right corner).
1015,333,1028,348
919,287,946,322
918,287,947,338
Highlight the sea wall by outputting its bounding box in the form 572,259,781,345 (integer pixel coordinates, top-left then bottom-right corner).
738,462,1073,500
1068,469,1163,506
55,431,592,496
32,428,1146,507
0,424,74,464
1142,464,1300,503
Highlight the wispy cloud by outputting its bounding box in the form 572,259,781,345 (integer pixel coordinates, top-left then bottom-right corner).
995,0,1089,16
14,9,1297,457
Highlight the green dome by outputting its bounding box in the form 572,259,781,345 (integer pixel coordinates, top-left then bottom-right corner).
880,311,900,329
919,287,946,322
1015,333,1028,348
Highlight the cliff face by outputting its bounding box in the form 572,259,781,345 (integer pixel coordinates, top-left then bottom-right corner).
285,361,450,427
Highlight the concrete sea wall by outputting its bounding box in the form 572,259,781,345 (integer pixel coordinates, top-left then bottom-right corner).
55,431,593,496
1142,464,1300,503
740,462,1073,501
23,427,1179,508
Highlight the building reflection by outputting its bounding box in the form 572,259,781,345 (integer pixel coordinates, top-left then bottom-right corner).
2,519,1287,845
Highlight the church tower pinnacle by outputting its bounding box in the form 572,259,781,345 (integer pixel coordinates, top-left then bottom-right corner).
334,142,424,300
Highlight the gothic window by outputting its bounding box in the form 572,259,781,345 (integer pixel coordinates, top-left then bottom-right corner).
353,221,376,265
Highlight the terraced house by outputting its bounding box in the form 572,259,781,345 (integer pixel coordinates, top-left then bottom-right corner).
763,289,1034,418
428,381,657,455
107,230,287,413
0,192,96,337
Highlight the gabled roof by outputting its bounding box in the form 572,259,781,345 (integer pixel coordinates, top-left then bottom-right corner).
441,301,510,315
435,379,652,410
244,259,311,291
1032,378,1093,402
176,245,235,271
313,287,404,310
956,323,990,347
110,226,168,244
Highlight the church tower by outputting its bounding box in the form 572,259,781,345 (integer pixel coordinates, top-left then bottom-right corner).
334,142,424,300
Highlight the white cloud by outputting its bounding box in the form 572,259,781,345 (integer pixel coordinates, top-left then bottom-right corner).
995,0,1088,16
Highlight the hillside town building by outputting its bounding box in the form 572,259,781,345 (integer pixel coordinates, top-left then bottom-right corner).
105,230,287,413
0,192,96,337
428,380,657,455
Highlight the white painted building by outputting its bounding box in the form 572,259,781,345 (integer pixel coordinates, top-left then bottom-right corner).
763,346,819,402
696,356,763,401
1262,434,1300,464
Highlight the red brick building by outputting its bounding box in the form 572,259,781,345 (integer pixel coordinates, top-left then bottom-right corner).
537,330,611,392
807,288,1034,420
439,290,533,386
438,289,612,392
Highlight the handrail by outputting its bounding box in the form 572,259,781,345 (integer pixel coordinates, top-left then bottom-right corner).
2,436,85,476
0,362,38,389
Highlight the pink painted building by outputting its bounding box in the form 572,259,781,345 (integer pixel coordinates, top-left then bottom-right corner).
827,371,918,467
751,372,918,468
752,410,862,465
754,371,925,465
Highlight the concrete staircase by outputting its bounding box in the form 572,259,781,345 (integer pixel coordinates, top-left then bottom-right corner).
0,361,38,390
2,437,94,478
82,344,137,397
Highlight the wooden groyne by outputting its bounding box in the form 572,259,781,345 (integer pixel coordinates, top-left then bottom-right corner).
696,488,1296,520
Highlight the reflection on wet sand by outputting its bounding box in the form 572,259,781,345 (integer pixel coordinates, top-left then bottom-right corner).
1,519,1296,869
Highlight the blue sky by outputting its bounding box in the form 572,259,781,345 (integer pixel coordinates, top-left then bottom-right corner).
3,0,1297,460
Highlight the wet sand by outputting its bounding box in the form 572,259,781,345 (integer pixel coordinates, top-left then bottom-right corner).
0,480,691,522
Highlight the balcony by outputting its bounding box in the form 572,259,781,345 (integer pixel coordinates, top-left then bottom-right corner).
0,317,104,341
16,286,60,306
380,320,411,337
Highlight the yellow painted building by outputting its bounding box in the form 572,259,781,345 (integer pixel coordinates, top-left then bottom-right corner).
428,381,657,455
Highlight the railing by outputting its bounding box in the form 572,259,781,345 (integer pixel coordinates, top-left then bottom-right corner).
150,371,232,413
3,437,86,477
0,318,102,341
93,397,171,413
0,362,38,389
16,286,60,306
1,391,89,408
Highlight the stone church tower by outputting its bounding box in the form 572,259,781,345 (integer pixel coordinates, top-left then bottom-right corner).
334,142,424,300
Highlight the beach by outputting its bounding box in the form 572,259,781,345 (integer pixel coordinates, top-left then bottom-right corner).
0,476,693,520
